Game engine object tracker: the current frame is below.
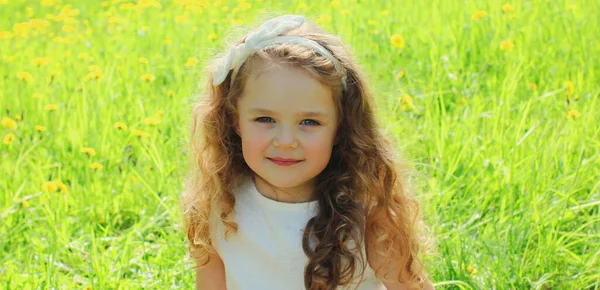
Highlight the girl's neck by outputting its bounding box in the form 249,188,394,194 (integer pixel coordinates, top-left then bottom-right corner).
252,174,318,203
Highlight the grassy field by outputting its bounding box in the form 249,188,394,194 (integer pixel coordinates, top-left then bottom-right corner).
1,0,599,289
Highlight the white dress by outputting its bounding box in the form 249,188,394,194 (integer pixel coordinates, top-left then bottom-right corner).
209,175,382,290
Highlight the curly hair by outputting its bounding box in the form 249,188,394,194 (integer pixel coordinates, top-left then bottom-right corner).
180,15,434,290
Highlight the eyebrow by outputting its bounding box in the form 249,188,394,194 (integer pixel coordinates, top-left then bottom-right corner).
249,108,329,119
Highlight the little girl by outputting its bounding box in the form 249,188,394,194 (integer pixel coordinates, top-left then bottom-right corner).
181,14,435,290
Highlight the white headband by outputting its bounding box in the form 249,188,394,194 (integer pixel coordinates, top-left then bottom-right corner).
212,15,347,90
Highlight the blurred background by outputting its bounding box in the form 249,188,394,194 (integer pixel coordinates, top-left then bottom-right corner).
1,0,598,289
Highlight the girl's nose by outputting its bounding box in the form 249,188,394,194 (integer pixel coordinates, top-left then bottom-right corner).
273,125,298,148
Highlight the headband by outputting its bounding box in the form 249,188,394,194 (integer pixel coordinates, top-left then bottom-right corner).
212,15,347,90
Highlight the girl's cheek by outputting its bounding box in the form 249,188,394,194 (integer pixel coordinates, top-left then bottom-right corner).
247,126,272,146
304,130,334,145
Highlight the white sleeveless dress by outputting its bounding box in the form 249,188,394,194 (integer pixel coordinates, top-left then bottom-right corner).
209,175,382,290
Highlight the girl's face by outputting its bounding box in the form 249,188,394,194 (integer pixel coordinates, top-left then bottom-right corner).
235,60,338,195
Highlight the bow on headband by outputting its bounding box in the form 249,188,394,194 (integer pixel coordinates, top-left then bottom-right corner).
212,15,346,89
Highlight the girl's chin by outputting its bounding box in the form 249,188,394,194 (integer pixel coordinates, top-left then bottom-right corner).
256,174,308,189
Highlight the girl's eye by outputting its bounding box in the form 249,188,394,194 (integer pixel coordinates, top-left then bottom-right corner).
254,117,320,126
255,117,275,123
300,119,320,126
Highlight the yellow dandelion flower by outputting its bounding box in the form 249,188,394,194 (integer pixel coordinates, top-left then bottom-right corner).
64,18,78,24
138,0,162,9
1,117,17,130
33,93,42,99
390,34,405,49
467,265,477,276
342,9,350,15
140,25,149,32
316,14,331,24
563,81,574,95
14,115,21,121
62,25,76,33
52,37,71,44
78,53,89,60
526,82,537,91
109,16,126,25
56,181,68,194
32,57,51,66
380,10,389,16
472,10,487,21
331,0,340,8
90,162,103,170
120,3,136,10
240,1,251,9
22,200,30,207
138,57,149,64
80,147,96,157
131,129,150,137
163,39,171,45
459,97,467,105
144,117,161,126
84,285,92,290
175,15,187,23
185,57,198,67
44,104,58,111
35,125,46,131
140,74,156,82
42,181,58,192
155,110,164,118
502,4,514,13
400,94,414,111
84,70,104,82
3,133,15,145
114,122,127,130
167,90,175,97
45,72,57,83
567,4,576,11
47,70,59,81
396,71,405,79
17,72,34,83
500,40,514,51
0,31,13,40
567,109,580,119
208,33,217,41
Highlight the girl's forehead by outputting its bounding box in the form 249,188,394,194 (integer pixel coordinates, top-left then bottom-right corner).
239,64,336,115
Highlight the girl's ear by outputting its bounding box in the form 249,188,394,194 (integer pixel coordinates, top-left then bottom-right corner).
234,121,241,136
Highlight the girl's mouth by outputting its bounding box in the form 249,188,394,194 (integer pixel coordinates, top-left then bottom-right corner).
267,158,303,166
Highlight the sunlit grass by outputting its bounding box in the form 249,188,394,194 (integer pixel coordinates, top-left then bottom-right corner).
1,0,598,289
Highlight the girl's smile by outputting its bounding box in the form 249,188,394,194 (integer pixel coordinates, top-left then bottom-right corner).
267,157,303,166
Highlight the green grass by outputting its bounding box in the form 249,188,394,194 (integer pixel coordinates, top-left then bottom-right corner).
1,0,598,289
